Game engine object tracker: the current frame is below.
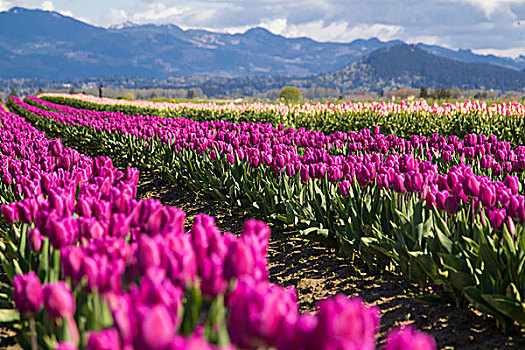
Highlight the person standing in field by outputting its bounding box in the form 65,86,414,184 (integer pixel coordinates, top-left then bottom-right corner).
99,84,104,98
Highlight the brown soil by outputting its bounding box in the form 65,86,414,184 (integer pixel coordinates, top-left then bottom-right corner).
137,170,525,350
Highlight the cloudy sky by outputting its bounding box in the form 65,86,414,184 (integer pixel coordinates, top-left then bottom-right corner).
1,0,524,58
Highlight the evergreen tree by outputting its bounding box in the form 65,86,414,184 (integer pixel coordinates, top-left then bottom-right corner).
419,86,428,98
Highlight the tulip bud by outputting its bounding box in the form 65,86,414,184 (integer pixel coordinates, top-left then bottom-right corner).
495,149,506,162
501,161,512,173
76,198,92,217
339,181,351,196
385,325,436,350
61,246,84,283
1,203,19,223
48,189,65,215
224,240,255,281
43,281,75,319
463,175,480,197
480,155,492,169
55,342,78,350
28,227,44,253
82,256,100,291
229,277,298,349
80,217,106,239
309,295,380,350
479,185,496,207
405,157,418,172
300,165,309,183
425,192,436,209
393,174,406,193
51,139,64,156
504,175,519,195
60,155,72,170
248,155,260,168
125,167,140,185
93,200,111,221
109,213,131,237
17,201,34,223
487,208,506,231
48,217,79,249
507,196,520,218
135,304,175,350
507,217,517,236
445,195,459,214
138,235,162,272
437,174,448,191
2,172,12,185
376,174,389,189
86,328,121,350
277,313,317,350
13,271,43,315
356,166,371,187
442,150,452,162
411,172,424,192
491,163,502,176
446,172,459,190
436,191,449,211
237,148,245,160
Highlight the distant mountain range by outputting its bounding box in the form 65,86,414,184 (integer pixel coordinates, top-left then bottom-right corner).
310,45,525,92
0,7,524,93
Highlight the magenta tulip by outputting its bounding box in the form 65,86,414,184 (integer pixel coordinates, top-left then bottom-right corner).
86,328,121,350
13,271,43,315
384,325,436,350
43,281,75,319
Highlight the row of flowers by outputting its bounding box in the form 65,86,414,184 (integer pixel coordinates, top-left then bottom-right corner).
41,93,525,118
0,103,435,349
27,96,525,181
39,94,525,148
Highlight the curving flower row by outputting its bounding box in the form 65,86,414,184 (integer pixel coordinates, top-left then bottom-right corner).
16,96,525,231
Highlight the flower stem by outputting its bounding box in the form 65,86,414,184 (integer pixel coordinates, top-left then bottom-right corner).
29,316,37,350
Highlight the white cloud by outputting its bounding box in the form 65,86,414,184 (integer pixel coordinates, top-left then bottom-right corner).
472,47,524,58
103,8,129,26
0,0,24,11
340,23,403,42
40,0,53,11
263,20,403,43
199,18,403,43
405,35,454,48
130,3,183,23
259,18,288,35
448,0,523,17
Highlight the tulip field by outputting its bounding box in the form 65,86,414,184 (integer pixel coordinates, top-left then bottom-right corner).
2,94,525,349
